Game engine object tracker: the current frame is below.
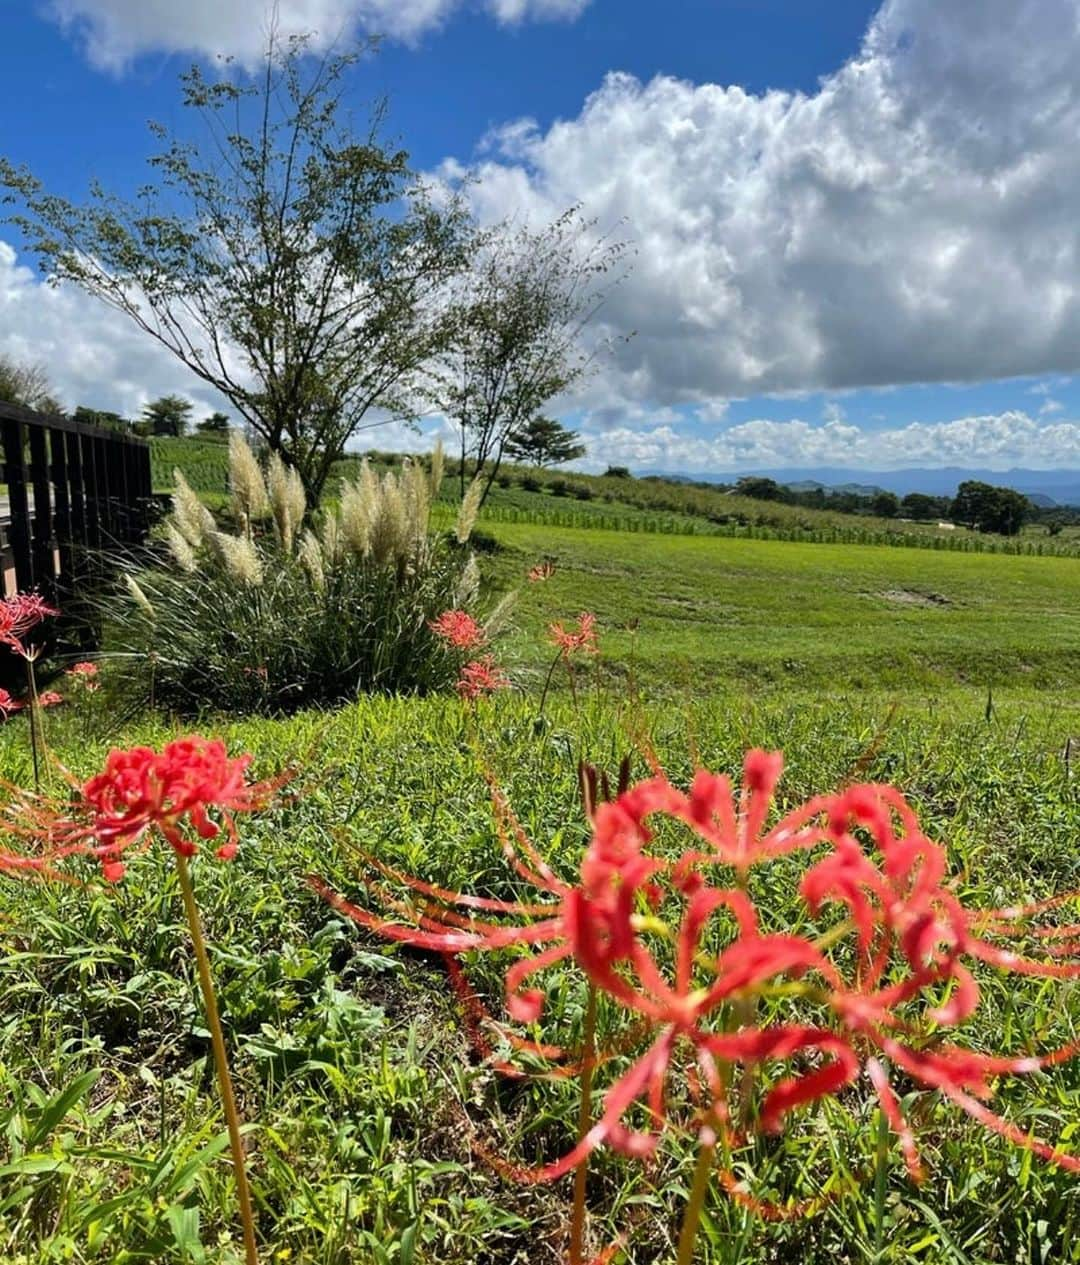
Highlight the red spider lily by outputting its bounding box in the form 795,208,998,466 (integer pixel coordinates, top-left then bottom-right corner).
312,756,854,1180
430,609,487,649
313,754,1080,1198
37,691,63,708
66,666,101,692
0,688,23,718
528,561,556,583
549,612,598,659
456,655,509,700
0,591,59,657
4,736,278,882
609,750,834,877
795,780,1080,1178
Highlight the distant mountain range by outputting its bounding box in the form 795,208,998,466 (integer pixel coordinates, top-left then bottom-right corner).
639,466,1080,507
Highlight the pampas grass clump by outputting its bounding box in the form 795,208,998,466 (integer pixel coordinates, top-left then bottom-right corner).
105,439,501,714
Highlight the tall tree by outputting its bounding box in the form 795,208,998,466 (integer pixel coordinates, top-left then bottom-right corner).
1,34,472,505
504,416,586,467
870,491,900,519
72,405,132,432
900,492,951,521
198,411,231,433
0,353,62,414
142,394,194,437
950,480,1030,536
427,209,630,502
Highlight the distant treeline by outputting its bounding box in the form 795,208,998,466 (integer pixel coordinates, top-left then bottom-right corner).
700,475,1080,536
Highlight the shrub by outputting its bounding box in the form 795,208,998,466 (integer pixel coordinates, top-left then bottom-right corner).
519,474,542,492
105,438,498,714
571,484,594,501
549,478,570,497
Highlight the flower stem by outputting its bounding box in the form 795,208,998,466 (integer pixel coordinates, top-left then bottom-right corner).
536,650,563,721
174,853,259,1265
873,1097,889,1262
675,1126,717,1265
24,657,40,792
569,985,598,1265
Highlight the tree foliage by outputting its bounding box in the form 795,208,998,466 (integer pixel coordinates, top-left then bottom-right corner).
72,405,132,433
142,394,193,438
0,353,62,414
504,415,586,467
0,34,472,505
900,492,951,522
735,476,786,502
950,480,1031,536
870,491,900,519
427,209,630,503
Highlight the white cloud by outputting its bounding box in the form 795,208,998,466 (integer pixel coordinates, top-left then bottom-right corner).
575,410,1080,474
0,239,228,418
4,226,1075,476
44,0,590,67
454,0,1080,407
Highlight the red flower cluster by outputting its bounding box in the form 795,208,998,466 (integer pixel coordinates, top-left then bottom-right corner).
37,690,63,709
430,609,487,650
0,591,58,657
0,688,23,718
549,612,598,659
528,561,556,583
65,661,99,692
456,655,510,701
314,751,1080,1194
3,736,276,882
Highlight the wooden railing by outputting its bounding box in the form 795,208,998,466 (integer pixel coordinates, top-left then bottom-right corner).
0,400,152,603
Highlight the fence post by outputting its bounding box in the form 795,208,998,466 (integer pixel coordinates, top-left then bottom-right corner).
2,416,33,592
27,424,56,604
81,429,103,557
50,425,74,596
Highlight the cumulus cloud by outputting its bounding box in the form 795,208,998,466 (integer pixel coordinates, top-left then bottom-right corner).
5,228,1075,475
0,239,227,417
45,0,591,67
575,411,1080,474
455,0,1080,408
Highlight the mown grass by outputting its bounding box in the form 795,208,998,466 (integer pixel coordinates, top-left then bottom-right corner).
1,689,1080,1264
486,522,1080,694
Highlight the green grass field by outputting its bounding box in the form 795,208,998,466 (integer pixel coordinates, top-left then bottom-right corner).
489,523,1080,693
2,502,1080,1263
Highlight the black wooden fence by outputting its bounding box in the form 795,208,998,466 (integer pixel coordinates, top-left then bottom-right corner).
0,399,152,604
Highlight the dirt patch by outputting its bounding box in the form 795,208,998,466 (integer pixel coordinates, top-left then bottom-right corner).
880,588,953,607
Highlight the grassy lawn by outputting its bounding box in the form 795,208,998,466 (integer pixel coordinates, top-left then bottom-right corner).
2,506,1080,1264
2,690,1080,1263
489,522,1080,693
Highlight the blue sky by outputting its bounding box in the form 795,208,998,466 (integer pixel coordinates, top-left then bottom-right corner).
3,0,1080,474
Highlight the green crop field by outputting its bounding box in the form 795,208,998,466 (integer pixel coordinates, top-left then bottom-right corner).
157,434,1080,557
150,436,231,496
488,522,1080,694
2,500,1080,1264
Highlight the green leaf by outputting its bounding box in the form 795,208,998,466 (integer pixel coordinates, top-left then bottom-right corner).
166,1204,206,1263
25,1070,99,1149
399,1220,418,1265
